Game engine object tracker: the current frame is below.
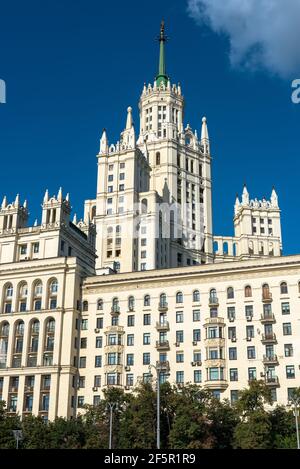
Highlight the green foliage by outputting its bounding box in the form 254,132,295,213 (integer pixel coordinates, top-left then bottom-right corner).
0,385,299,449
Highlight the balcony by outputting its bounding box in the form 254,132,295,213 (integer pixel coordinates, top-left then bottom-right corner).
156,360,170,372
155,340,170,351
208,296,219,307
204,379,228,391
261,333,277,344
262,292,273,303
158,302,168,312
265,376,279,387
156,321,170,331
111,306,120,315
260,313,276,324
263,355,279,365
204,317,225,326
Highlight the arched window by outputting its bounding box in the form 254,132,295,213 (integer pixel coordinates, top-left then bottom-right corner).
107,226,113,235
18,282,28,312
227,287,234,299
44,318,55,366
176,292,183,303
223,242,229,255
32,280,43,311
209,288,218,304
48,279,58,310
159,293,167,308
141,199,148,214
27,319,39,367
245,285,252,297
0,322,9,368
144,295,150,307
3,283,13,314
12,320,24,368
97,299,103,310
213,241,219,254
116,225,121,234
50,279,58,294
128,296,135,311
262,283,270,300
280,282,288,295
156,152,160,165
193,290,200,302
82,301,88,312
112,298,119,313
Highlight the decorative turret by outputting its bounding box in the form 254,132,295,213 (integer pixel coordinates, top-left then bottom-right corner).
99,129,108,155
270,187,279,208
41,188,71,227
201,117,210,154
234,194,240,215
120,107,136,149
242,184,250,205
0,195,28,231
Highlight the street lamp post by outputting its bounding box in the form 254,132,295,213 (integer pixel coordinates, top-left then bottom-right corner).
148,364,161,449
288,396,300,450
107,402,118,449
12,430,23,449
148,361,170,449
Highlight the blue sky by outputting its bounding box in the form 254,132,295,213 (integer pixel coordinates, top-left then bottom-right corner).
0,0,299,254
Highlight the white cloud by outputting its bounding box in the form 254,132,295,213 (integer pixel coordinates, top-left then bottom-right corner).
187,0,300,78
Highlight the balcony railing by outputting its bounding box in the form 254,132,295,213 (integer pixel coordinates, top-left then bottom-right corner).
260,313,275,323
158,302,168,311
265,376,279,386
156,360,170,372
155,340,170,350
156,321,170,331
261,333,277,343
263,354,278,364
208,296,219,306
111,306,120,314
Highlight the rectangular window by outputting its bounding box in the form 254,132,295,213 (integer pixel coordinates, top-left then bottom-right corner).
245,305,253,319
96,318,103,329
281,303,290,315
127,334,134,346
77,396,84,408
247,346,256,359
228,327,236,339
143,314,151,325
120,163,125,169
80,338,87,349
143,333,150,345
96,336,102,348
109,164,114,171
108,174,113,182
248,367,257,381
227,307,236,321
193,351,201,362
193,329,201,342
126,354,134,366
81,319,88,330
119,184,125,191
176,311,184,323
194,370,202,383
176,352,184,363
126,374,134,386
141,251,147,259
120,173,125,180
284,344,293,357
193,310,200,321
229,347,237,360
93,395,101,406
79,377,85,388
79,357,86,368
33,243,39,253
50,298,57,310
108,186,113,193
95,356,102,368
230,390,239,404
286,365,295,379
20,244,27,255
176,330,184,343
127,315,135,327
143,353,150,365
176,371,184,384
283,323,292,335
246,325,254,338
230,368,238,381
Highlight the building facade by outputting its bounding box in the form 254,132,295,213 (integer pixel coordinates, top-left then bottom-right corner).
0,22,297,420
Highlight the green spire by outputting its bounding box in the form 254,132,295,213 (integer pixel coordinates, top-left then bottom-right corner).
156,20,168,87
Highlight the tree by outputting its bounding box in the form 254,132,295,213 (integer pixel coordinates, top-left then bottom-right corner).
233,410,272,449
